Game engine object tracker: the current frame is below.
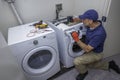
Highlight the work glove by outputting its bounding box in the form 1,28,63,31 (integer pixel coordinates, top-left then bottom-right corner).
71,31,79,42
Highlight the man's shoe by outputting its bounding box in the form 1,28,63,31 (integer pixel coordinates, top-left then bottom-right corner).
76,71,88,80
109,60,120,74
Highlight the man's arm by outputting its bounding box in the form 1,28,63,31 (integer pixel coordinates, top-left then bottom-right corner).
71,31,94,52
76,40,94,52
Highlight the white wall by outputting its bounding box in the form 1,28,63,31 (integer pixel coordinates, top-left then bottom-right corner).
14,0,74,23
0,0,19,40
0,0,74,40
103,0,120,57
74,0,107,20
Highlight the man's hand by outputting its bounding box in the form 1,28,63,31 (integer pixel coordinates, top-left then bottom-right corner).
73,18,82,22
71,31,79,42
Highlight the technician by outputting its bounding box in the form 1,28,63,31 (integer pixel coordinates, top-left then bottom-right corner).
71,9,120,80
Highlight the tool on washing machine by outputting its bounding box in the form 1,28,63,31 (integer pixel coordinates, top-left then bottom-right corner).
67,16,73,22
70,30,82,42
31,20,48,29
35,24,48,29
71,31,79,42
65,29,80,43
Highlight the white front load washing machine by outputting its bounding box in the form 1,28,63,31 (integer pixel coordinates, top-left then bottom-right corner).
47,19,86,68
8,21,60,80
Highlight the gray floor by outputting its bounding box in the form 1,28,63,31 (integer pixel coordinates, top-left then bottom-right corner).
54,54,120,80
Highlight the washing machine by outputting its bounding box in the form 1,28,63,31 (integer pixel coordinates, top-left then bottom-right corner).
8,21,60,80
46,18,87,68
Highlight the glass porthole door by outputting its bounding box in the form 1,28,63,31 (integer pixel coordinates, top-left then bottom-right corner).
22,46,56,75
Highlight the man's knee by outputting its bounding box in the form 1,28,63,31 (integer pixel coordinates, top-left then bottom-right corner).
74,57,83,65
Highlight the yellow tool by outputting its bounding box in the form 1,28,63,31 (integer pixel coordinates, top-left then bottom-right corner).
35,24,48,29
32,20,48,29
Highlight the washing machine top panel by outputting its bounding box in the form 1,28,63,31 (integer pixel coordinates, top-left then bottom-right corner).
48,20,84,31
8,21,54,45
56,22,84,31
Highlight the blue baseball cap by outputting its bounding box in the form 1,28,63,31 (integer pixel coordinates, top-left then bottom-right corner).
79,9,98,21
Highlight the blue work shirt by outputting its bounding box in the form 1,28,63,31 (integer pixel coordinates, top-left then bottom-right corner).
85,21,106,53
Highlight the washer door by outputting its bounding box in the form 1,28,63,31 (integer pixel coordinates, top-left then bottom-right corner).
68,35,86,57
22,46,57,75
